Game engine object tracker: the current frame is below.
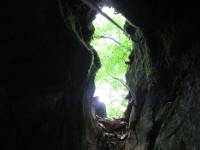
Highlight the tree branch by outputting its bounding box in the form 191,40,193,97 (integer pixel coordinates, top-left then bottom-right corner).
107,73,136,107
94,35,121,45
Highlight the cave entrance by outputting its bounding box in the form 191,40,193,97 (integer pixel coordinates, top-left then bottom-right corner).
91,6,133,118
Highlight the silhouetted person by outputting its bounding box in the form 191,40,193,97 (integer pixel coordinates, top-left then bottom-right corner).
92,96,107,118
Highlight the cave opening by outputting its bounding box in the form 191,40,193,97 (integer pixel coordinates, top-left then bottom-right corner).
90,6,133,118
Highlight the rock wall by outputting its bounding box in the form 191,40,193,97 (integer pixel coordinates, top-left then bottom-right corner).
1,0,98,150
111,0,200,150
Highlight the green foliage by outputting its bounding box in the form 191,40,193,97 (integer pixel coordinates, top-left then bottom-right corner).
91,7,132,118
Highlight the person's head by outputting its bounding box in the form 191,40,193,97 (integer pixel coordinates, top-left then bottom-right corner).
93,96,99,102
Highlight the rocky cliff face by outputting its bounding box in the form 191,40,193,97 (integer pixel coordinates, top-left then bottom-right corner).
1,0,200,150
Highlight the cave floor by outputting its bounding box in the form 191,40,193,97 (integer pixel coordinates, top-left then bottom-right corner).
94,116,128,150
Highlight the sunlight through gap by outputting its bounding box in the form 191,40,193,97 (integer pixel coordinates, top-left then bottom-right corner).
91,6,132,118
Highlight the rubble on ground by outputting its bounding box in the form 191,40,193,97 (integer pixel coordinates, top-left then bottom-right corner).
95,116,129,150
